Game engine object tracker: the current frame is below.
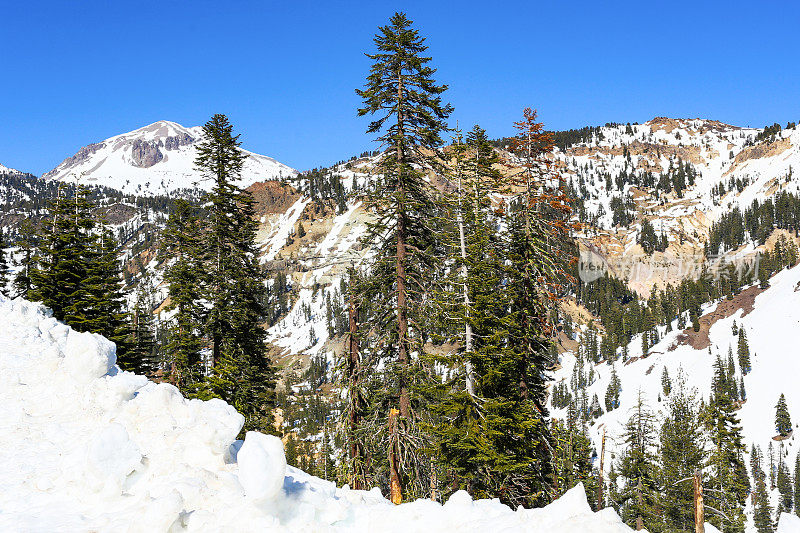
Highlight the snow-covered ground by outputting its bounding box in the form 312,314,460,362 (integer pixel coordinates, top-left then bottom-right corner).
0,295,635,532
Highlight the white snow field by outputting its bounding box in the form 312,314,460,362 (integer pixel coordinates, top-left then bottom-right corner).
0,296,635,532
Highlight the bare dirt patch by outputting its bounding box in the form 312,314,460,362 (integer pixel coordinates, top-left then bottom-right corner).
674,285,763,350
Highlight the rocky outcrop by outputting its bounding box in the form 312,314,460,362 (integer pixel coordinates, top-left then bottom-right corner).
733,136,792,166
130,139,164,168
247,180,302,215
128,132,194,168
164,133,194,150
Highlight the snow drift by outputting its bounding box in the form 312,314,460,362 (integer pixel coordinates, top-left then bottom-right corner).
0,296,637,531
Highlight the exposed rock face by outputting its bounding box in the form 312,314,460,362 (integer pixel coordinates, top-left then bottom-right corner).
648,117,739,135
128,133,194,168
164,133,194,151
247,180,302,216
130,139,164,168
41,120,297,194
732,136,792,166
43,142,105,178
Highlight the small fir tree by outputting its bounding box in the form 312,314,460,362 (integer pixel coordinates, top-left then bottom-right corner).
738,330,751,375
776,393,792,437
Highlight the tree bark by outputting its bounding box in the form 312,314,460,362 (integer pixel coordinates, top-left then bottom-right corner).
597,429,606,509
389,407,402,504
395,68,411,420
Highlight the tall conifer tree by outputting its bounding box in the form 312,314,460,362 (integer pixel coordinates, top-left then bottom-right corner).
617,391,660,530
704,355,749,532
659,377,706,531
356,12,452,500
776,393,792,437
162,199,206,391
193,114,275,434
13,219,37,299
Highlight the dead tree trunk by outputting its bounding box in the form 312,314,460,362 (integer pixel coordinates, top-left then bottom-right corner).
597,429,606,509
456,154,475,395
694,469,704,533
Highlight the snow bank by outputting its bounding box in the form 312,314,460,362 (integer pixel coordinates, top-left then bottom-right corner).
0,296,634,531
778,512,800,533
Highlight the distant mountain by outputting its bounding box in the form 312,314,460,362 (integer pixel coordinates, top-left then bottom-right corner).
42,120,298,196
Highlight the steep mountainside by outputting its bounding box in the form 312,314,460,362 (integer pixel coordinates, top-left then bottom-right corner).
3,116,800,530
554,118,800,294
552,262,800,527
42,120,297,195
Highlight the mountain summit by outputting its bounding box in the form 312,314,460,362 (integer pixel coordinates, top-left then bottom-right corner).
42,120,297,195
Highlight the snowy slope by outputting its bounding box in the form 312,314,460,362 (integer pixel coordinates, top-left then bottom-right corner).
0,295,635,532
551,263,800,531
42,120,297,195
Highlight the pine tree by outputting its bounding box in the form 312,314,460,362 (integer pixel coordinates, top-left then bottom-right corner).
162,199,205,391
483,107,573,505
0,228,9,296
338,269,369,491
30,184,95,324
738,329,751,375
356,12,452,501
128,284,157,376
776,393,792,437
777,453,793,513
661,366,671,396
726,348,739,401
752,447,774,533
659,377,706,532
794,452,800,518
605,365,621,411
28,185,132,363
193,114,276,435
704,355,749,532
84,228,131,362
617,391,660,530
551,419,596,503
13,219,37,299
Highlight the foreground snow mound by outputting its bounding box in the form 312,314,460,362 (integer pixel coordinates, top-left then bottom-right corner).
0,297,633,532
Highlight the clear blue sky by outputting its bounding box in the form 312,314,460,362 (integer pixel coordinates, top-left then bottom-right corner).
2,0,799,175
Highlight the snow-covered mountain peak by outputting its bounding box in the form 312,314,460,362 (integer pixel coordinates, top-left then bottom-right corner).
42,120,297,196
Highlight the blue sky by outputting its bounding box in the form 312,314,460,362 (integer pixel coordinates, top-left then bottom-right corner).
2,0,799,175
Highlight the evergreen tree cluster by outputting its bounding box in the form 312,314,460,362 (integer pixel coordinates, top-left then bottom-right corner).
707,192,800,255
320,12,581,509
638,217,669,255
294,168,351,213
24,185,131,361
